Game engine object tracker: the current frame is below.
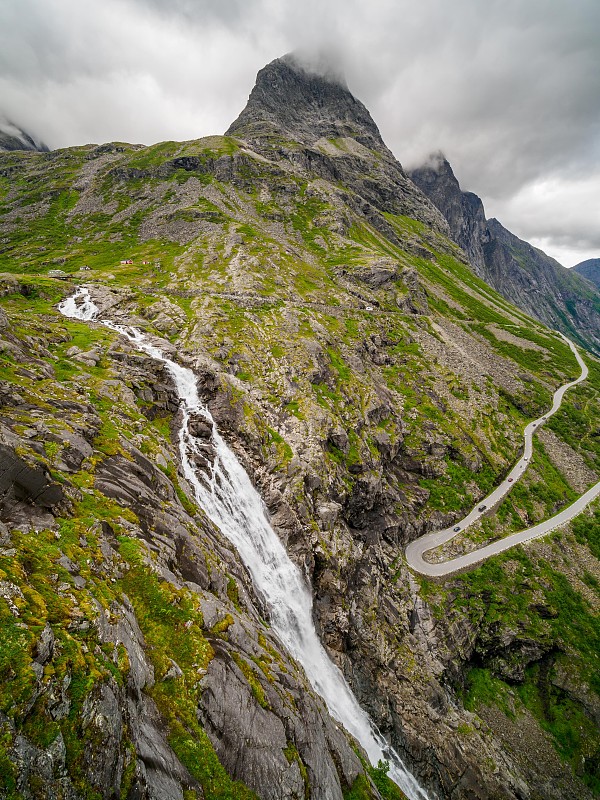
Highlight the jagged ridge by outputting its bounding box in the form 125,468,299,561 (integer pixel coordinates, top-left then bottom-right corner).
408,155,600,355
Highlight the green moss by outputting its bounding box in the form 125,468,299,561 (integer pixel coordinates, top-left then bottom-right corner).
210,614,235,637
282,742,310,797
0,724,18,796
344,762,408,800
226,577,241,610
463,667,515,717
327,346,352,381
265,426,293,464
231,652,270,709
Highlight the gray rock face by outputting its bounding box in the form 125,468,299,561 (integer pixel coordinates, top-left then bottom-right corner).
199,641,361,800
409,155,600,355
228,53,389,153
227,54,451,237
573,257,600,290
408,154,489,277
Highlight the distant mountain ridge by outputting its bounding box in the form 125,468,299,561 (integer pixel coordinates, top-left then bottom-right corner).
0,118,48,153
573,258,600,290
408,155,600,355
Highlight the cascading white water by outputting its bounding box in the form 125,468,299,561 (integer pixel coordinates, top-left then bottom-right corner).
59,287,430,800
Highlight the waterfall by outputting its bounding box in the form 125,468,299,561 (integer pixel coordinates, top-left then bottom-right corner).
59,287,430,800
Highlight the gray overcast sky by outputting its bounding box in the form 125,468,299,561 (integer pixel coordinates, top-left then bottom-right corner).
1,0,599,267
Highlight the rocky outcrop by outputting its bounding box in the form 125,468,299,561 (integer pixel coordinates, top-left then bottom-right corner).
408,154,489,277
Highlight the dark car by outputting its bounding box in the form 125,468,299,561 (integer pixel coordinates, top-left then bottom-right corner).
508,477,513,482
453,526,461,532
478,505,487,512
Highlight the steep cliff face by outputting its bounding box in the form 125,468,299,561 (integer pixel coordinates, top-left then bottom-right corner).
483,219,600,354
408,157,600,355
0,54,599,800
227,55,450,238
573,258,600,290
407,155,489,277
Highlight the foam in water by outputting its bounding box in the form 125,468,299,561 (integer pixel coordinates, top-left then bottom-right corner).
59,287,430,800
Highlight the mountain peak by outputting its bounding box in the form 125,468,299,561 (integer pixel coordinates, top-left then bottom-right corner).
408,151,458,186
226,53,387,152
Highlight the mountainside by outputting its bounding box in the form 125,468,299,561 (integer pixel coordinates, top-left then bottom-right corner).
0,55,599,800
573,258,600,290
0,119,48,153
408,156,600,355
226,54,450,238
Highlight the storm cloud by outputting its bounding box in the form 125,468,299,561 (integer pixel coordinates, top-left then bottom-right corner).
1,0,598,266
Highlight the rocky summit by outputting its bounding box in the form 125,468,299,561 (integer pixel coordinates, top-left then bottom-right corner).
0,54,599,800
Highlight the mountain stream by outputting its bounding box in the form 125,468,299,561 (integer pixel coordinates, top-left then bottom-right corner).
59,287,429,800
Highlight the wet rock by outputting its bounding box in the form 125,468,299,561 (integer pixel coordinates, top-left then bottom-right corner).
128,693,199,800
96,598,155,694
57,553,80,575
0,520,11,546
12,728,80,800
304,473,323,491
198,645,354,800
188,414,213,439
47,673,72,721
80,682,124,796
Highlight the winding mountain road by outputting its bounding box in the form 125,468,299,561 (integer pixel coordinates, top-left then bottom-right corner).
405,334,600,576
